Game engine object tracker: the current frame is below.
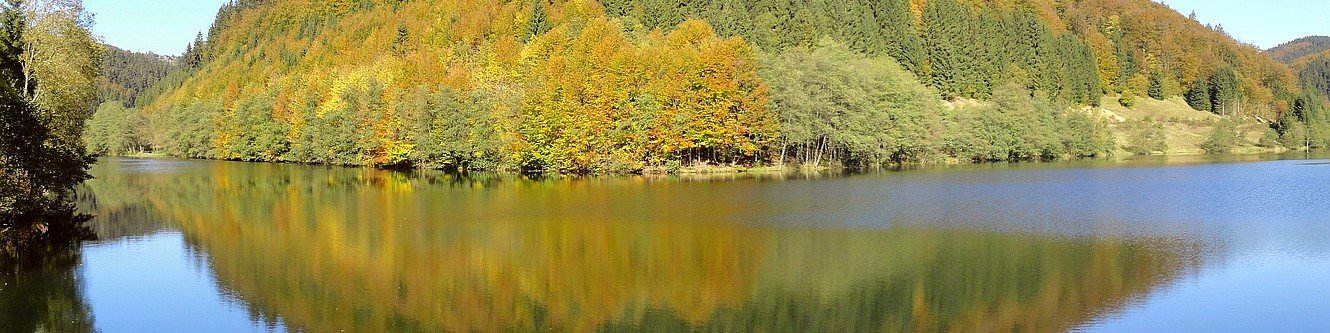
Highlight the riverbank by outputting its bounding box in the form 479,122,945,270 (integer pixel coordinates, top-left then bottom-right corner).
89,96,1296,176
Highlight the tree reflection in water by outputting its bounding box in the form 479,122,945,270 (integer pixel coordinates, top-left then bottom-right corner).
69,158,1203,332
0,229,95,333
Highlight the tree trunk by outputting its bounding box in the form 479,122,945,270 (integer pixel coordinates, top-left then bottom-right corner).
814,137,825,168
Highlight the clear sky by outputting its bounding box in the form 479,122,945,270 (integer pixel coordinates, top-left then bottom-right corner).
1158,0,1329,50
83,0,1325,55
85,0,228,56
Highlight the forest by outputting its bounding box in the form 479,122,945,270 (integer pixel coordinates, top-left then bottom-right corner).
81,0,1327,173
1,0,102,257
1267,36,1330,65
96,45,175,107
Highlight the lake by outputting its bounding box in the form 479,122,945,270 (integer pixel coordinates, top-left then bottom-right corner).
3,154,1329,332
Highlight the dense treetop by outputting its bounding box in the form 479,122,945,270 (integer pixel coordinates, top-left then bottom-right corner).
97,45,175,107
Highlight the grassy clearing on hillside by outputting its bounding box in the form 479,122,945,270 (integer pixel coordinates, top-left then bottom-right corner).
1096,96,1282,155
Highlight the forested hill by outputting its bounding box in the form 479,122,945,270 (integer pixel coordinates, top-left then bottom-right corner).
98,45,176,106
102,0,1306,172
1267,36,1330,65
597,0,1296,112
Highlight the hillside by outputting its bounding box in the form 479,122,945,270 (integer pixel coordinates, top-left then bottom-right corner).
1266,36,1330,64
97,45,177,106
603,0,1297,116
1269,36,1330,151
94,0,1304,173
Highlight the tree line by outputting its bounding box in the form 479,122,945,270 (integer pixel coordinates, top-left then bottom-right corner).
1274,56,1330,149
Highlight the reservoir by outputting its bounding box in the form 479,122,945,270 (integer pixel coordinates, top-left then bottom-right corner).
3,155,1328,332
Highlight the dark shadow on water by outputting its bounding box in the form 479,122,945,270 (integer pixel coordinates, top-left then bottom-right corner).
1,210,95,264
0,210,97,333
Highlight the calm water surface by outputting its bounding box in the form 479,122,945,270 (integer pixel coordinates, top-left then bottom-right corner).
2,154,1328,332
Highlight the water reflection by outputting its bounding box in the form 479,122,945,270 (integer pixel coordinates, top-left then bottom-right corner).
64,158,1211,332
0,248,95,332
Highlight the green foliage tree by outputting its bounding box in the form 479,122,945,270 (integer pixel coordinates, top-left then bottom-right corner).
227,95,288,161
157,102,219,158
1,0,97,254
1201,119,1240,154
1280,120,1308,149
83,102,148,156
949,83,1112,162
1279,91,1330,149
21,0,103,147
404,88,500,171
1257,128,1280,148
762,39,939,168
1126,118,1168,155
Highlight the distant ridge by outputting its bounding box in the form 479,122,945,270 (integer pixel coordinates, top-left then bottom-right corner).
1266,36,1330,64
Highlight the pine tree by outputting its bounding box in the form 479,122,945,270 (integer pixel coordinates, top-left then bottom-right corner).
1209,68,1239,115
868,0,922,73
601,0,635,17
1299,57,1330,98
1186,78,1212,112
1147,71,1165,100
523,0,550,42
920,0,968,99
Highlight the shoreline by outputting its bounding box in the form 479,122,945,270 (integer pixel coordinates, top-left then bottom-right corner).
98,147,1319,178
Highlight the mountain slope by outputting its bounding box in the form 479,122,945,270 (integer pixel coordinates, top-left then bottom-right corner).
1266,36,1330,64
599,0,1296,115
97,45,177,106
114,0,1298,171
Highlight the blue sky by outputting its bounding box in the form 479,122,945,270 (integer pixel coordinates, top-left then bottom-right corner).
1158,0,1329,49
84,0,1326,55
86,0,228,55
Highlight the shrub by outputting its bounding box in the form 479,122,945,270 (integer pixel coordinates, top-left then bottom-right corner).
1257,128,1281,148
1201,120,1240,154
1118,91,1137,108
1127,120,1168,155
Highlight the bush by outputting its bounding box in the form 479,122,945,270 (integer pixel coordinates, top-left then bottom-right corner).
1118,91,1137,108
1201,120,1240,154
1257,128,1281,148
1282,121,1308,149
1127,120,1168,155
